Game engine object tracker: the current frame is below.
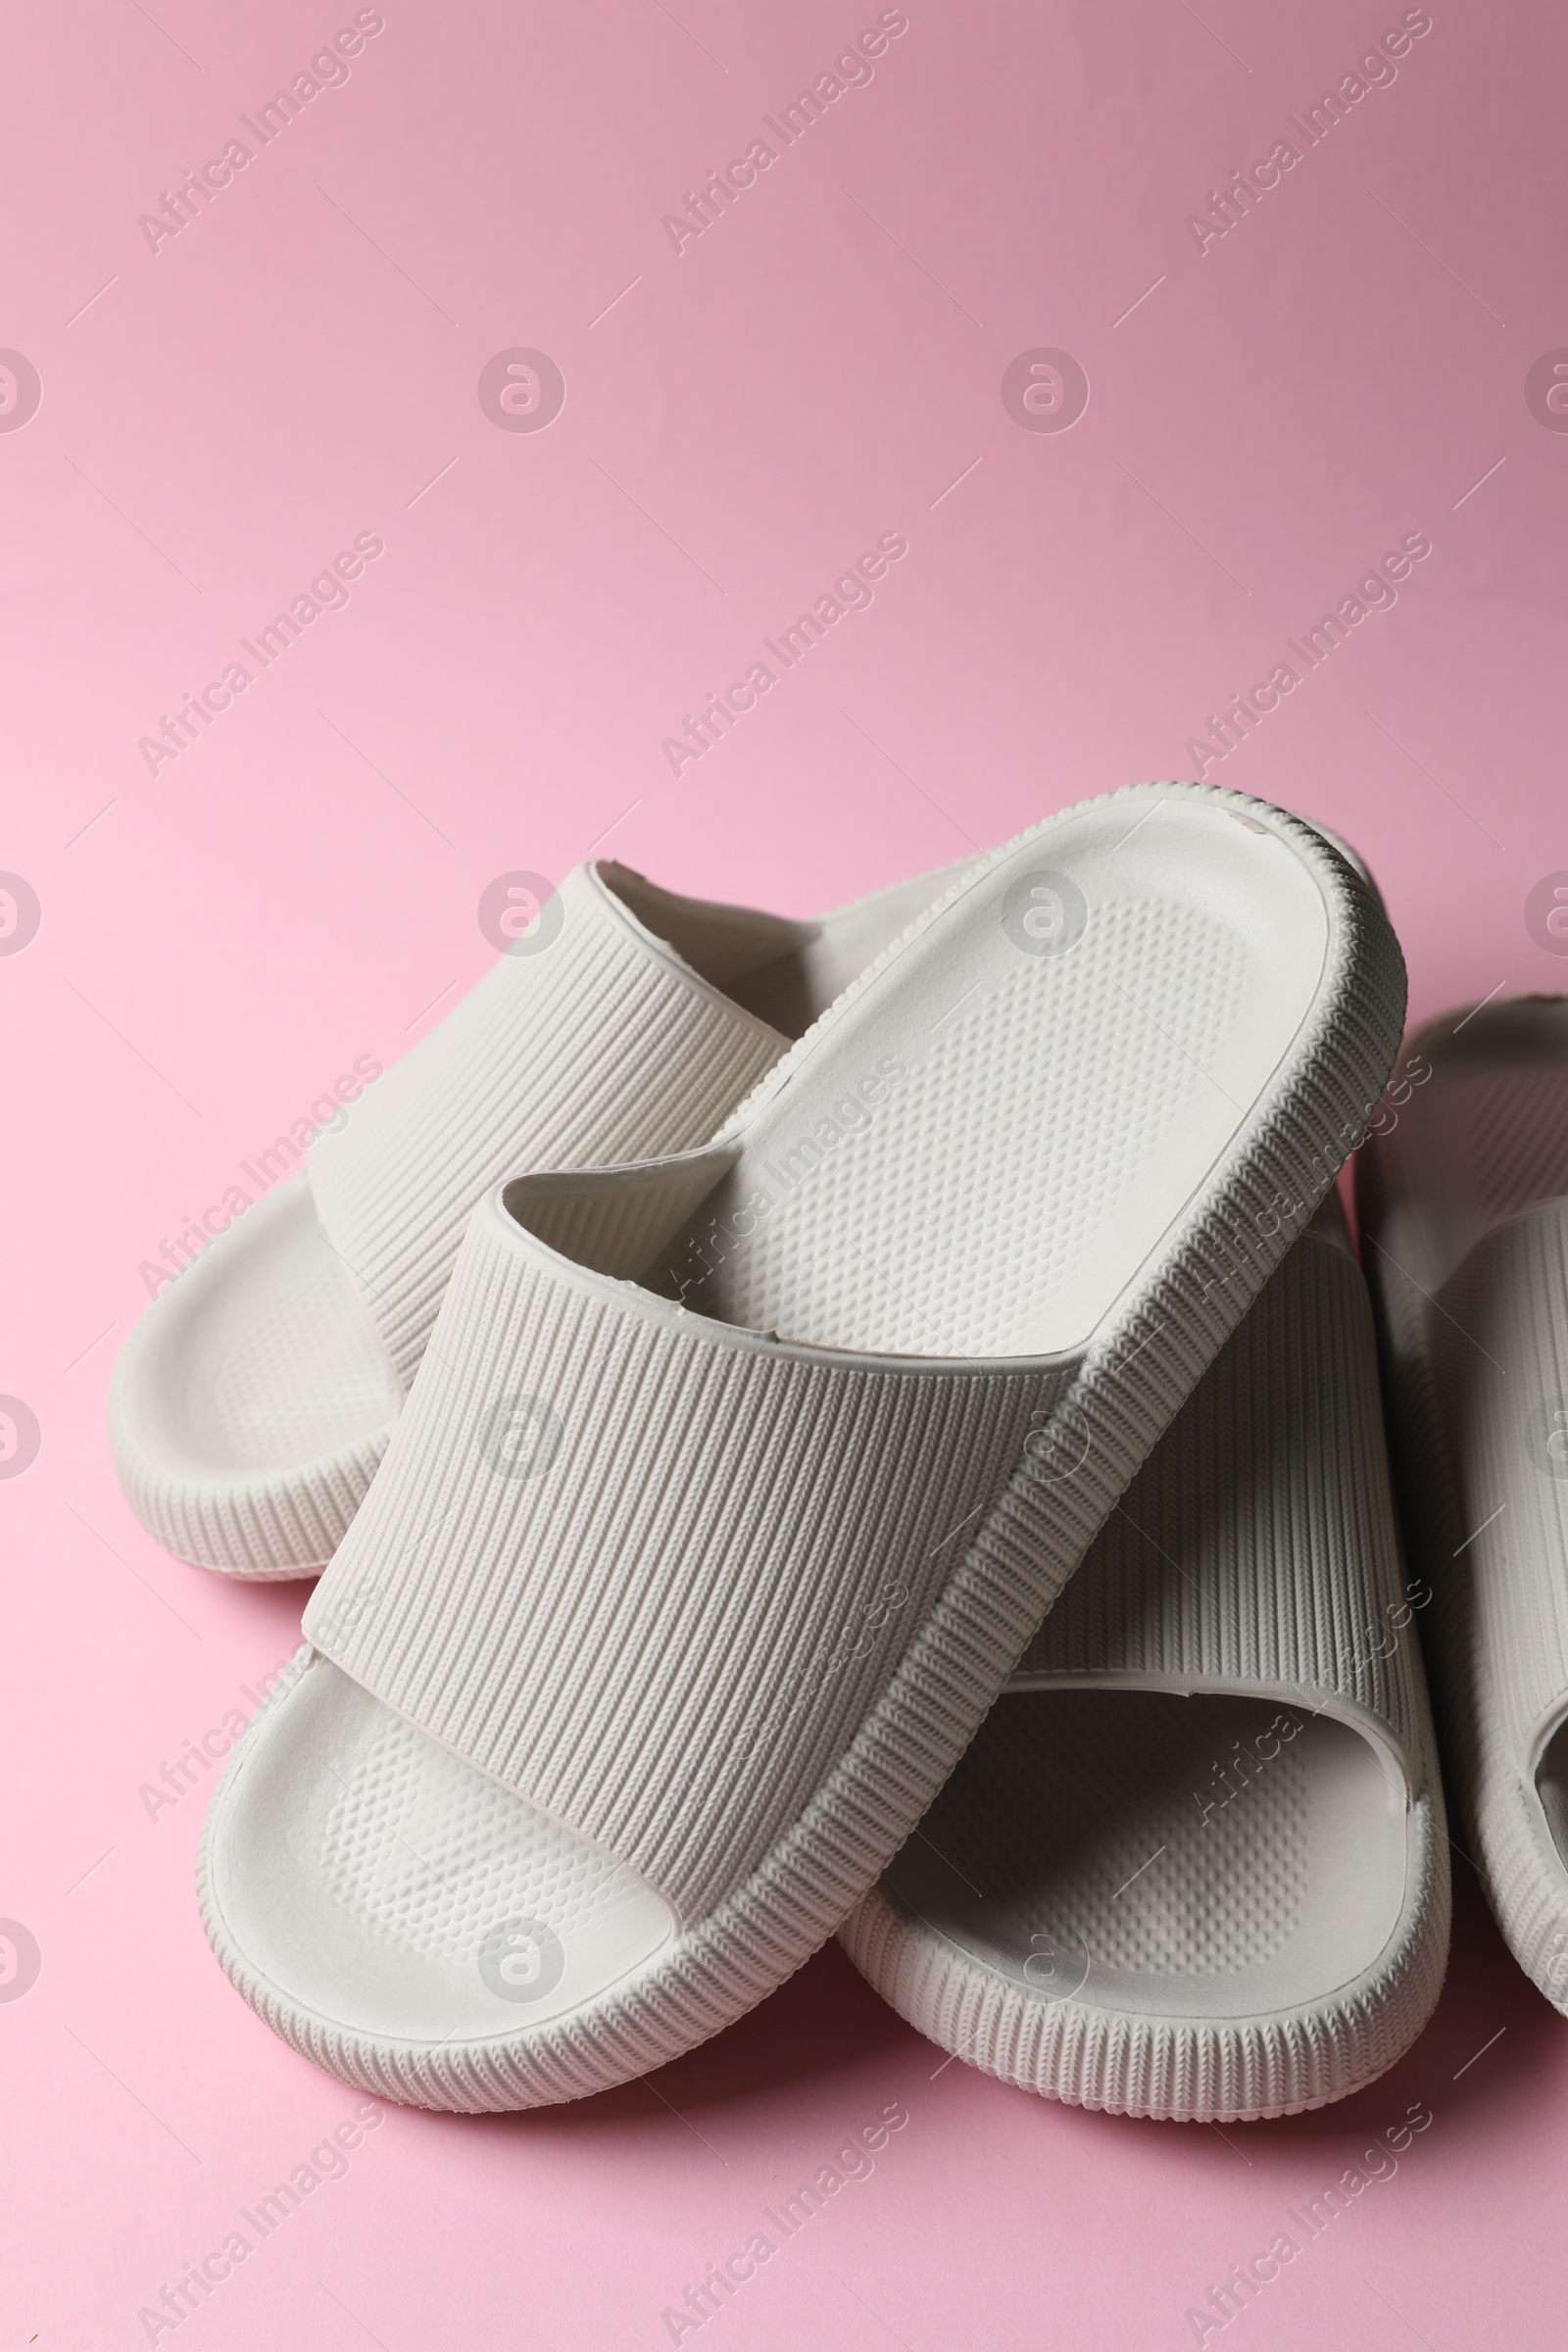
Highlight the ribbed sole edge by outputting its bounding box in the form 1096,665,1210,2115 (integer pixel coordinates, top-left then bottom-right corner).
106,1396,390,1578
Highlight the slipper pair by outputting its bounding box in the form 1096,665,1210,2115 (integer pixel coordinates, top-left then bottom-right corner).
1358,995,1568,2017
111,782,1442,2118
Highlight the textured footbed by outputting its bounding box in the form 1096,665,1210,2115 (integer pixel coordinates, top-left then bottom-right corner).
200,784,1405,2109
1358,997,1568,2007
117,1176,403,1478
213,1654,673,2039
650,798,1321,1356
109,858,963,1577
881,1691,1404,2016
103,1174,405,1576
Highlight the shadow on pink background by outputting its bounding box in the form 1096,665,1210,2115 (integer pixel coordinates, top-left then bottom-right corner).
2,0,1566,2342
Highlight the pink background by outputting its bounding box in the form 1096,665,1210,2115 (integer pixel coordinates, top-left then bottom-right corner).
4,0,1566,2342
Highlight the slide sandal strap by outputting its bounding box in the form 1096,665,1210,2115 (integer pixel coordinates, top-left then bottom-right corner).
307,1162,1070,1919
1429,1198,1568,1768
1010,1230,1427,1765
307,865,787,1384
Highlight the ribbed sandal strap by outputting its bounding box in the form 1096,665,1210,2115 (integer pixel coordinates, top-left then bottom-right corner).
1429,1199,1568,1768
1008,1225,1428,1768
305,864,789,1386
305,1160,1071,1920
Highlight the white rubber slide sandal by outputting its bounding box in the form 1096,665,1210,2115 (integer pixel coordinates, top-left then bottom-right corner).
842,1194,1450,2121
1357,996,1568,2013
198,781,1404,2111
108,856,962,1578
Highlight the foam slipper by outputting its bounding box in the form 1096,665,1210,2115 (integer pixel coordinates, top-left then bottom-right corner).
108,856,960,1577
198,781,1404,2111
1357,994,1568,2012
842,1193,1450,2120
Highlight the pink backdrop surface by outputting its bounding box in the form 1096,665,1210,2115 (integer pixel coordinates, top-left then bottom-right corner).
3,0,1566,2344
